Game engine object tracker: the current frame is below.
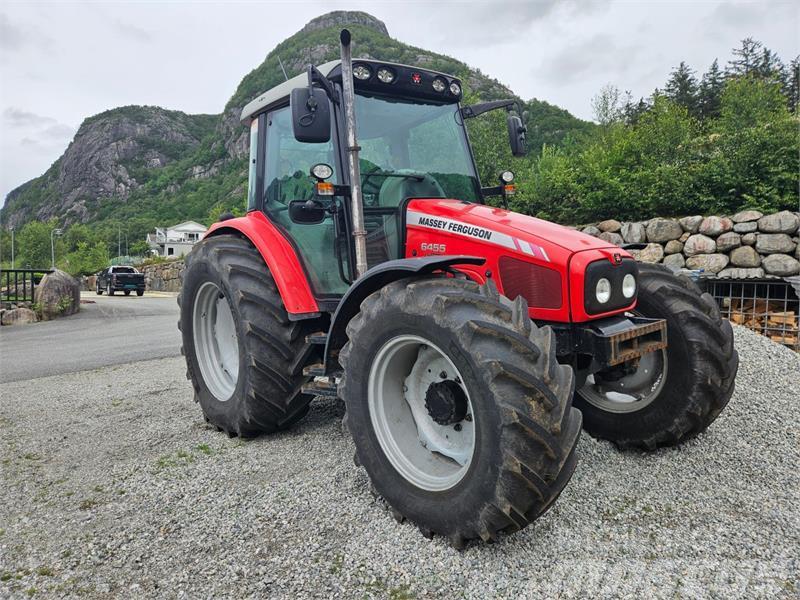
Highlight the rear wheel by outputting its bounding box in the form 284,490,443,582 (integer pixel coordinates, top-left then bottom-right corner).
340,278,582,546
95,282,103,295
179,234,323,437
107,283,114,296
136,290,144,297
124,290,131,296
574,263,738,449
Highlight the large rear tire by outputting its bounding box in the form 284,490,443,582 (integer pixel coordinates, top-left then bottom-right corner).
575,263,738,449
339,278,582,546
179,234,323,437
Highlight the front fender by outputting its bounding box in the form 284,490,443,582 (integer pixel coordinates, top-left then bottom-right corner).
323,255,485,374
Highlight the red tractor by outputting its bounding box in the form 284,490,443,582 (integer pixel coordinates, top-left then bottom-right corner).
179,31,738,547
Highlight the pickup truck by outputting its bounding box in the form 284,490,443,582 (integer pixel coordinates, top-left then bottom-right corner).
96,266,146,296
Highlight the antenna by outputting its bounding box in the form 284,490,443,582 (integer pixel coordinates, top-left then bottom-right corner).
277,55,289,82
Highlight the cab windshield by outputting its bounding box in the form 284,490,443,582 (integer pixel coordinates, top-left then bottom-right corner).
354,93,481,206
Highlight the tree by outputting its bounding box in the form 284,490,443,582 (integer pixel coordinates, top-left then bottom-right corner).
61,241,110,276
17,220,57,269
130,240,151,257
664,62,699,117
727,38,764,77
698,59,726,121
786,57,799,113
591,84,623,126
623,96,650,125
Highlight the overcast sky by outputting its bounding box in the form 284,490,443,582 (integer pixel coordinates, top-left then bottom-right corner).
1,0,797,208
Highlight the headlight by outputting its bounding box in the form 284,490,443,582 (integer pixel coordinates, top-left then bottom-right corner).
310,163,333,181
500,170,514,183
449,81,462,96
353,64,371,80
622,273,636,298
432,77,447,92
595,278,611,304
376,67,395,83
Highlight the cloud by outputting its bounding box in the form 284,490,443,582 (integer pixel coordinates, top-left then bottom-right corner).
0,13,25,51
3,107,57,128
3,108,74,148
114,20,153,42
535,33,637,85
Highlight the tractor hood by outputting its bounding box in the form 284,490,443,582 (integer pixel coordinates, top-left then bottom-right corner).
407,198,621,256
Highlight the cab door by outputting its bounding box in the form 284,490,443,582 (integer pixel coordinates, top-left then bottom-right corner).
261,105,350,297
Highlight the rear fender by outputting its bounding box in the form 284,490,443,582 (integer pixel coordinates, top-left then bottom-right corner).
323,255,485,374
205,212,320,318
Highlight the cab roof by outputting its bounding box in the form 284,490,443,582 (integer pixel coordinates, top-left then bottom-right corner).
240,59,461,125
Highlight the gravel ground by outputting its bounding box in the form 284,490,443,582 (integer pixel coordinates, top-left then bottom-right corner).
1,326,798,599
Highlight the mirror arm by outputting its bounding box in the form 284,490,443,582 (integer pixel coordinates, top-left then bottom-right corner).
461,99,520,119
306,65,339,104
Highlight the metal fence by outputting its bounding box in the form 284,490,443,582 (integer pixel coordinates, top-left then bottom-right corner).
0,268,54,304
700,277,799,352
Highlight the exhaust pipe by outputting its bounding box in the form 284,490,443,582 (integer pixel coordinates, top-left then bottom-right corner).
339,29,369,279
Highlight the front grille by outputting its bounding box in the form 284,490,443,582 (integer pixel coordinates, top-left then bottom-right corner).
498,256,562,309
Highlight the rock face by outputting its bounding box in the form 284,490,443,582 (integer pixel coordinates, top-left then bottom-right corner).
646,219,683,243
758,211,799,234
756,234,796,254
34,269,80,321
300,10,389,35
0,307,38,326
762,254,800,276
140,260,186,292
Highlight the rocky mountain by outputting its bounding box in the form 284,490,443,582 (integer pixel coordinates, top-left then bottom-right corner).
1,11,593,233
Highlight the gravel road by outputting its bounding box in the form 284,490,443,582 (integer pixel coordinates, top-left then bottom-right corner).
1,326,798,599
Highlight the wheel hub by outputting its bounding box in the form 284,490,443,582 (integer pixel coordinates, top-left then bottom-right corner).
425,380,468,425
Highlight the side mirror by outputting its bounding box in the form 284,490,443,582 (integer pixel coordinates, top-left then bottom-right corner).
507,114,527,157
291,87,331,143
288,200,326,225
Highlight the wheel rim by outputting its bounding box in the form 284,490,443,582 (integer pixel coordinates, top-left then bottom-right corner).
578,347,668,414
192,282,240,401
368,335,475,492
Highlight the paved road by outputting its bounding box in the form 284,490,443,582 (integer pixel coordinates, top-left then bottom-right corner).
0,292,181,383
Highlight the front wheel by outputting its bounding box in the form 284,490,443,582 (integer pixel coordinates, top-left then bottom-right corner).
574,263,738,450
96,282,103,295
107,283,114,296
136,290,144,297
124,290,131,296
340,278,581,546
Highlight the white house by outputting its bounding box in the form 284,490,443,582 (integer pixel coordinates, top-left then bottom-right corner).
147,221,208,257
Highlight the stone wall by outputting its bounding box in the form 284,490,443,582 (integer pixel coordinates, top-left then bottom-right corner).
140,260,185,292
579,210,800,278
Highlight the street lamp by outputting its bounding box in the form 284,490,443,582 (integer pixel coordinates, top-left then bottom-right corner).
10,227,14,270
50,228,63,270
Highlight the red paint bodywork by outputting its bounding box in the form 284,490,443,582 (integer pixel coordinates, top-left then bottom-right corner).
206,212,320,315
207,200,636,323
405,199,637,322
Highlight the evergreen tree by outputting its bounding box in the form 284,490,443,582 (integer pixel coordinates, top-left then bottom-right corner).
727,38,764,77
698,59,726,120
787,57,800,113
664,61,699,116
623,96,650,125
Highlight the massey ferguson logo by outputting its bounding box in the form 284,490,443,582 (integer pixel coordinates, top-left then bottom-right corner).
613,253,623,265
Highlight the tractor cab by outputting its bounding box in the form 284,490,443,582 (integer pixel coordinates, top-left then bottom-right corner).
240,57,525,301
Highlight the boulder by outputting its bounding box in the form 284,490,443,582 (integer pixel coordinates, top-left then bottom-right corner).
755,233,796,255
621,222,647,244
679,215,703,233
732,210,763,223
679,232,691,242
699,215,733,237
663,253,685,270
582,225,601,237
717,267,765,279
758,210,799,234
683,234,716,256
742,233,757,246
664,240,684,254
646,218,683,243
733,221,758,234
634,243,665,263
598,231,624,245
597,219,622,233
1,307,38,326
34,269,80,321
716,232,741,252
729,246,761,268
685,254,729,274
762,254,800,276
